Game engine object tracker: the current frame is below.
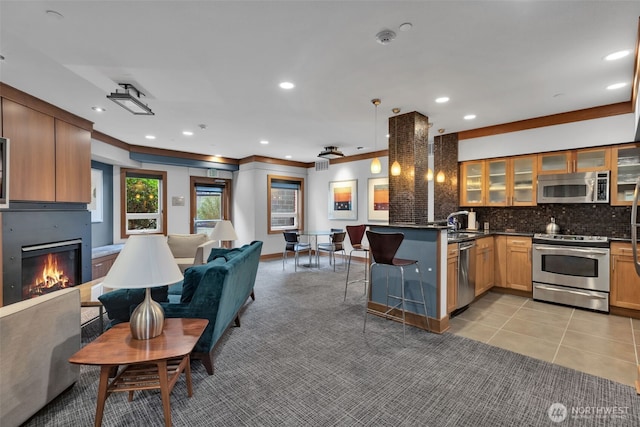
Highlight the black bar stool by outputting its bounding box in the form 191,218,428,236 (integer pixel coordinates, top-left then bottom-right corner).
363,231,429,345
344,225,369,300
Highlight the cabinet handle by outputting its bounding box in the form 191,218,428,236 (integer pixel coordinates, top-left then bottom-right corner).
94,263,103,267
612,257,615,271
573,160,576,172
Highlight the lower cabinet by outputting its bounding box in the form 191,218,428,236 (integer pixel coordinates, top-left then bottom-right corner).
494,235,532,292
447,243,458,314
91,253,118,279
610,242,640,310
475,237,494,296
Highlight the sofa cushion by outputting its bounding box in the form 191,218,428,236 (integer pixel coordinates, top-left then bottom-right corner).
181,258,227,303
167,234,208,258
207,246,245,262
99,286,169,324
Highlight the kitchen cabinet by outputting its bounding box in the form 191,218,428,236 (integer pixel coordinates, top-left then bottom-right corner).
1,98,91,203
611,143,640,206
537,147,610,175
460,161,484,207
475,237,494,296
447,243,458,314
460,155,536,207
493,235,531,292
91,253,118,279
610,242,640,310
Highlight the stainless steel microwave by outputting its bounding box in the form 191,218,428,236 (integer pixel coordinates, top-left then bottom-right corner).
537,171,610,204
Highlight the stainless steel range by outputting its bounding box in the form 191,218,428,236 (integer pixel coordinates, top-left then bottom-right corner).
532,233,610,313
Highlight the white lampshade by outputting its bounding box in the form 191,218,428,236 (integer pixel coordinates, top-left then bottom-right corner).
210,220,238,242
102,235,183,289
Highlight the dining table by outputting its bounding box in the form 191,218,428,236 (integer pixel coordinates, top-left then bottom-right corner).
297,230,334,268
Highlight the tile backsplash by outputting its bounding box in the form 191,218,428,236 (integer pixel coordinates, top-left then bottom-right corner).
471,204,633,238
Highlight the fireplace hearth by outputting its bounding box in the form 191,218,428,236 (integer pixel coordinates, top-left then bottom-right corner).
2,206,91,306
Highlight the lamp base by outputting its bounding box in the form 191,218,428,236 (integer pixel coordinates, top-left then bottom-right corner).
130,288,165,340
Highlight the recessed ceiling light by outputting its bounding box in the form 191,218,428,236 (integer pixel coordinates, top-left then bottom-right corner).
607,82,627,90
260,140,269,145
399,22,413,32
285,155,292,159
604,50,630,61
464,114,476,120
279,82,295,90
145,135,156,140
92,106,105,112
182,131,194,136
435,97,450,103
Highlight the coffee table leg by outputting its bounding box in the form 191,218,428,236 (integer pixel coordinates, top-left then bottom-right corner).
185,355,193,397
157,360,172,427
95,365,112,427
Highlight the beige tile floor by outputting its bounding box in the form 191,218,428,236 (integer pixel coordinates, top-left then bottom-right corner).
448,291,640,388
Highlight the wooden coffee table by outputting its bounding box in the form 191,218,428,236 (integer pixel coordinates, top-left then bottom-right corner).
69,318,208,427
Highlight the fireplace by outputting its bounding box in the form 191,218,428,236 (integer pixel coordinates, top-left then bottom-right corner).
21,239,81,299
2,206,91,306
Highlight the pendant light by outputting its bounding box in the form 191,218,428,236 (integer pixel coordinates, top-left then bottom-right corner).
436,131,446,183
370,98,382,174
390,108,401,176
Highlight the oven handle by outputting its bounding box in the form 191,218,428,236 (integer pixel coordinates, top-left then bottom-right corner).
534,285,606,299
533,245,608,256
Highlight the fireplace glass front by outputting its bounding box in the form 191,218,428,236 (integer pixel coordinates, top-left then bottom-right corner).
22,239,81,300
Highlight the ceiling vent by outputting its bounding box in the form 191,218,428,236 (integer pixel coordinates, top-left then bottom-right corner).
317,146,344,159
315,160,329,171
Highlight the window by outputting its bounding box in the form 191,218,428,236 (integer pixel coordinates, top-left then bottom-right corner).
268,175,304,233
120,168,167,237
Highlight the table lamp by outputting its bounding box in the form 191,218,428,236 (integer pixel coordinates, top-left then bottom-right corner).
210,220,238,248
101,235,183,340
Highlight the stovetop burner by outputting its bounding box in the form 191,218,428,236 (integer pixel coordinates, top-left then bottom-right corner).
533,233,609,247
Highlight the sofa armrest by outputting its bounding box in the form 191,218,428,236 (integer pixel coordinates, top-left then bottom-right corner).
194,240,216,265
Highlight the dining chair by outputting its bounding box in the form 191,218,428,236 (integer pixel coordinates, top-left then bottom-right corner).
344,225,369,300
316,231,346,271
282,231,311,271
363,230,429,346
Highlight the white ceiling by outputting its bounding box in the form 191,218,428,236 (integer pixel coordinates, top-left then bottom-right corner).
0,1,638,163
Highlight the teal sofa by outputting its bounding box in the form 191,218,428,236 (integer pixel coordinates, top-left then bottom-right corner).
100,240,262,375
161,240,262,374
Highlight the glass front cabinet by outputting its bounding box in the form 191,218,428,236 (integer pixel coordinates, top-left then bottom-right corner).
460,161,485,206
460,156,537,207
611,143,640,206
538,147,610,174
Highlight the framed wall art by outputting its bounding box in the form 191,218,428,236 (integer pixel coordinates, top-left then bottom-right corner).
89,168,103,223
368,177,389,221
328,179,357,220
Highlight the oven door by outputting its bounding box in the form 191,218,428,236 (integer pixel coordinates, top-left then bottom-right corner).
532,244,610,292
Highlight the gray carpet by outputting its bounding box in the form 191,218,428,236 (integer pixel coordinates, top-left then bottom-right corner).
24,259,640,426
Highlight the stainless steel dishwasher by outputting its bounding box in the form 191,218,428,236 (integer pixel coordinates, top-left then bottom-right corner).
457,240,476,309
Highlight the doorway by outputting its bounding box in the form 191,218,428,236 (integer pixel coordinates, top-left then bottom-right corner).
190,177,232,235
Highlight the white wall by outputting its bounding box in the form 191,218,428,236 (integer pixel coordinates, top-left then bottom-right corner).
458,113,636,161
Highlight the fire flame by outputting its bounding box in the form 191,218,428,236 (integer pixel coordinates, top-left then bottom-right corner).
36,253,69,290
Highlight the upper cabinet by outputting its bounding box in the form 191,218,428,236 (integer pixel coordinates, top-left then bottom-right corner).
537,147,610,174
611,143,640,206
460,161,484,207
2,99,56,202
1,96,92,204
460,155,537,207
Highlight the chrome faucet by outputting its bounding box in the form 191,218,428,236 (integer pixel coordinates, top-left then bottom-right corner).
447,210,470,231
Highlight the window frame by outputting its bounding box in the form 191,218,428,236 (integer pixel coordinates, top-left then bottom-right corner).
267,174,304,234
120,168,168,238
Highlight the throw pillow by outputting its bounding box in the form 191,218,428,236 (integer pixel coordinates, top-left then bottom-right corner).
180,263,209,304
206,247,244,263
